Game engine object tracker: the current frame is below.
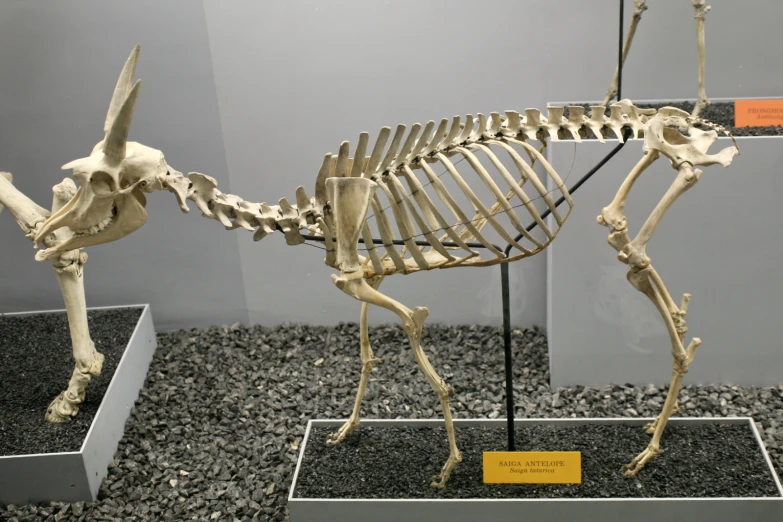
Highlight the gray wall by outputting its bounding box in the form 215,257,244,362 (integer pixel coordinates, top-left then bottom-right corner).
547,136,783,387
1,0,780,331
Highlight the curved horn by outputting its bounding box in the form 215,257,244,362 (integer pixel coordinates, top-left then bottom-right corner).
104,44,140,135
103,80,141,162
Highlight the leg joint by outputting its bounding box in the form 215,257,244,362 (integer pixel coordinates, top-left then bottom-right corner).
361,357,381,375
693,1,710,20
618,243,650,268
439,386,455,400
673,356,689,376
626,266,653,293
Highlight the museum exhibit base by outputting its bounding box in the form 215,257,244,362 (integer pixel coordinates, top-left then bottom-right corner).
289,418,783,522
0,305,157,504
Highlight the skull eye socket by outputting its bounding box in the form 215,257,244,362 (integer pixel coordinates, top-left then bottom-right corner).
90,171,117,197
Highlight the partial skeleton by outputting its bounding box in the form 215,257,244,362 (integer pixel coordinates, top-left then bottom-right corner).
182,107,736,486
603,0,711,117
0,45,188,422
6,40,738,487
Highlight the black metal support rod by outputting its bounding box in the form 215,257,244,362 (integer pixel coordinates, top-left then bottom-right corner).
303,0,630,449
308,235,501,251
617,0,624,102
302,133,629,253
299,233,502,252
496,131,631,451
504,131,631,256
501,262,515,451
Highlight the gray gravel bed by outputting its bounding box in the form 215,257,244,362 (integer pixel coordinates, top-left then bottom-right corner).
0,308,141,455
1,323,781,521
295,423,778,499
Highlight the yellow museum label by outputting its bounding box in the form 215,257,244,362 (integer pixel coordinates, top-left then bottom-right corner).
482,451,582,484
734,99,783,128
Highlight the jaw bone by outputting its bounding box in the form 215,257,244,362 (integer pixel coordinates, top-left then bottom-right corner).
35,188,147,261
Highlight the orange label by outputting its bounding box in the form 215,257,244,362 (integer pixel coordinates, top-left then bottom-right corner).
483,451,582,484
734,99,783,127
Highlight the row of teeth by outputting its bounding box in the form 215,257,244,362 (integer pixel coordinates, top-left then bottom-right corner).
72,216,112,237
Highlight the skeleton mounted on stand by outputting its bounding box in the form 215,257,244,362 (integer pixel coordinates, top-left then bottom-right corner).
1,1,733,488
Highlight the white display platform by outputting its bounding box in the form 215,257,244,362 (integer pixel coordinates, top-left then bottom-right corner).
289,418,783,522
0,304,157,504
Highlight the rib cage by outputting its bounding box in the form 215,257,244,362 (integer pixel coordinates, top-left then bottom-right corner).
183,101,657,279
314,102,652,277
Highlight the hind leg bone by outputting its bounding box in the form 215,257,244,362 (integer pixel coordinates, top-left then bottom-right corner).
600,163,704,475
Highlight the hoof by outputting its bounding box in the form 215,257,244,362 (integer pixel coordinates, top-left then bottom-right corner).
429,452,462,489
326,419,359,446
430,477,447,489
45,392,77,423
621,444,661,477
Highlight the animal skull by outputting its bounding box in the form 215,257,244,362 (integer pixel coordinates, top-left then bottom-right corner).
33,45,190,260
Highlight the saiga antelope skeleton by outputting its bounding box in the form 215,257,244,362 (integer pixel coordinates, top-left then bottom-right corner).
2,41,738,487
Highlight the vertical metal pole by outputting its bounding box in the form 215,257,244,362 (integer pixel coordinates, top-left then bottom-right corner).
501,262,515,451
617,0,625,101
497,0,626,454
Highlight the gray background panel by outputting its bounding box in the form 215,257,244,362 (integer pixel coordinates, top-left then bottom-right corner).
2,0,782,330
547,137,783,387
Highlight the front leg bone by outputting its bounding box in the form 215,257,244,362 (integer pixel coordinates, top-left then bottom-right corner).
691,0,711,118
327,176,462,488
46,180,103,422
601,0,648,106
47,253,104,422
327,276,385,445
0,171,50,239
1,174,102,422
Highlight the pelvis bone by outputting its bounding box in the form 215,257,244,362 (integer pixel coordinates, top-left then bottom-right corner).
644,107,738,168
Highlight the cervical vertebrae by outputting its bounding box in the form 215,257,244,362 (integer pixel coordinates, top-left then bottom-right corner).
185,172,318,246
